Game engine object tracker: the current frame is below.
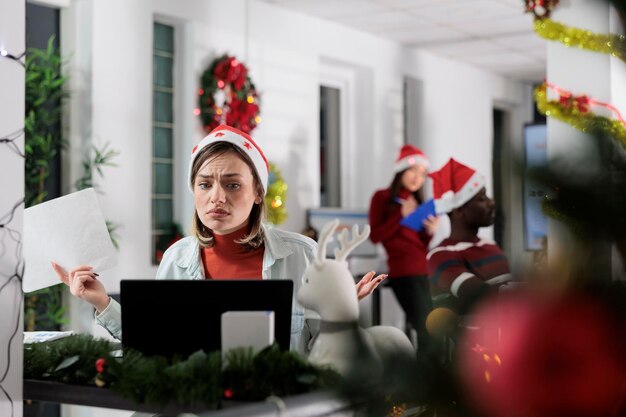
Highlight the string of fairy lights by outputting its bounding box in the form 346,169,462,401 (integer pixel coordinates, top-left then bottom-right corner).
0,200,25,417
0,49,25,67
0,130,25,158
0,45,25,417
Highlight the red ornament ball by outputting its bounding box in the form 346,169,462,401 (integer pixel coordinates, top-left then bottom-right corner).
95,358,106,373
458,293,626,417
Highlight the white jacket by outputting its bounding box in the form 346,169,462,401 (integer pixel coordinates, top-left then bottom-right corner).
95,224,317,354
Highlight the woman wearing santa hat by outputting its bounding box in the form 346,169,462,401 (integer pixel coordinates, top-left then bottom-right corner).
52,125,385,355
368,144,440,353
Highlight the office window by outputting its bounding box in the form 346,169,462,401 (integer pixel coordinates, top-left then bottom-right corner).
152,22,176,264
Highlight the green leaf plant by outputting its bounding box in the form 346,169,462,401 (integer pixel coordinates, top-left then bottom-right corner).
24,36,68,332
24,35,68,207
24,36,120,331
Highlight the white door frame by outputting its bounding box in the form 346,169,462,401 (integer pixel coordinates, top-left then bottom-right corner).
319,58,358,208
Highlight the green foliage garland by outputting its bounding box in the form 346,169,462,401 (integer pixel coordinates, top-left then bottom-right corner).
24,334,341,408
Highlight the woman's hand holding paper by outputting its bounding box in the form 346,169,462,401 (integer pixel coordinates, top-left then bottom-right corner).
51,262,110,312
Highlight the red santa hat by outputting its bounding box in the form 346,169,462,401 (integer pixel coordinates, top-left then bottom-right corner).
394,144,429,174
188,125,269,195
429,158,486,213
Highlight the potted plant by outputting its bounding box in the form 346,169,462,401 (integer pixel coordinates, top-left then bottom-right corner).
24,36,119,331
24,35,68,331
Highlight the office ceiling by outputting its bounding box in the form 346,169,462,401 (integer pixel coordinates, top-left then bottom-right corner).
261,0,546,82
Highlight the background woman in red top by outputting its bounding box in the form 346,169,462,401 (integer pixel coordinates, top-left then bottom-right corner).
368,144,439,353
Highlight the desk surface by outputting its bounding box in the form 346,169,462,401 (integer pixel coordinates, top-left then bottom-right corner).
24,380,357,417
24,379,214,415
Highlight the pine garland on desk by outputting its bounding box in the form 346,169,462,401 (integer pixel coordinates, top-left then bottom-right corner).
24,334,117,385
24,334,341,408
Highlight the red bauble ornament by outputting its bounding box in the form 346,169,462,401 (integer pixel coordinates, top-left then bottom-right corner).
458,293,626,417
95,358,106,373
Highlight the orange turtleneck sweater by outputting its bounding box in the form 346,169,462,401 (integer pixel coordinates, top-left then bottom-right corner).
200,226,264,279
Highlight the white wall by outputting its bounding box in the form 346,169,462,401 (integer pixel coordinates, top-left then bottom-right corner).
0,0,25,415
406,50,533,248
63,0,534,300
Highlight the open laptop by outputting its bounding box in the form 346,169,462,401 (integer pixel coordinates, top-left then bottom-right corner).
120,279,293,358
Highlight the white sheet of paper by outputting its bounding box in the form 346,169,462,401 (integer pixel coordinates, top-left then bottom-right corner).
23,188,118,293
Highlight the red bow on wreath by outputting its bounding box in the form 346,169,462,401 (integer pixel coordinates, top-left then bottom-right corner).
226,97,260,134
525,0,560,19
545,81,626,126
559,92,590,113
213,56,248,91
197,54,261,134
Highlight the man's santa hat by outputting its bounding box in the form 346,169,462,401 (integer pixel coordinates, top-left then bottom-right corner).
429,158,486,213
394,144,429,174
188,125,269,195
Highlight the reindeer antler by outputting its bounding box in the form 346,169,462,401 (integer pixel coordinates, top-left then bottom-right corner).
315,219,340,268
334,224,371,262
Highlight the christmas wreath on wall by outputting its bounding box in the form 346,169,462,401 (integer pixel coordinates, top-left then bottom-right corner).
197,54,261,134
195,54,288,225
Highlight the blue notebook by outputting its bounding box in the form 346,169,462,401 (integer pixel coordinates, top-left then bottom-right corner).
400,199,436,232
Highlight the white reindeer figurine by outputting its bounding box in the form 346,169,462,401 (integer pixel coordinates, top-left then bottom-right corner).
297,219,416,379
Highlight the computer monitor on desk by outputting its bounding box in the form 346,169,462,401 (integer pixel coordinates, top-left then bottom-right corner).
120,279,293,358
306,208,379,259
307,208,386,328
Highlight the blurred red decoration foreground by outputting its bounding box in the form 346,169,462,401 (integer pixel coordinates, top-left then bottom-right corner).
458,292,626,417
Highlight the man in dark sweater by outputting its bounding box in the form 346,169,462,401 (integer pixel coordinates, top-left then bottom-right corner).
427,159,511,313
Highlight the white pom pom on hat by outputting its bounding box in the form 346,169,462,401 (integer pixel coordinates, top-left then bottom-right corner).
394,144,429,174
188,125,269,195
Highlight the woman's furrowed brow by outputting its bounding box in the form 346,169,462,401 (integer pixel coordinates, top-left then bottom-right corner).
197,172,243,179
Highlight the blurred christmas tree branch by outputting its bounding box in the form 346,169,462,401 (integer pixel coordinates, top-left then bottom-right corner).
526,129,626,283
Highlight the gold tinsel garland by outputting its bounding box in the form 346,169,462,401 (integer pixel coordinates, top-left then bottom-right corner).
533,18,626,63
534,83,626,149
265,162,288,225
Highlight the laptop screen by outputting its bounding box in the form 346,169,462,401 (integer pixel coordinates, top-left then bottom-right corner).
120,279,293,358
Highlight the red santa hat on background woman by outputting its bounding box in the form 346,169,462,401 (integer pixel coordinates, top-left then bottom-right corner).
429,158,486,213
394,144,429,174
